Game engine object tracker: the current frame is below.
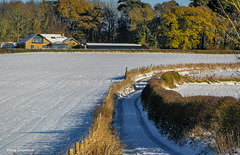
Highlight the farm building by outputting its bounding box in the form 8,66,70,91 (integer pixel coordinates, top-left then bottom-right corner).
85,43,147,49
0,42,16,48
16,33,80,49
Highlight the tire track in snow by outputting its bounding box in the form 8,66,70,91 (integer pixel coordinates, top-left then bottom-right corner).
0,73,91,147
1,79,106,153
134,96,182,155
0,72,57,112
32,79,106,153
0,82,85,149
0,72,83,114
115,78,182,154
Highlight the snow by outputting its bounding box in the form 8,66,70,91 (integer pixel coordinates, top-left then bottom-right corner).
194,71,239,78
0,52,237,154
41,34,67,43
172,82,240,99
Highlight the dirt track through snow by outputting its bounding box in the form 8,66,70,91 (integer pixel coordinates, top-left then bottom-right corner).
114,77,239,155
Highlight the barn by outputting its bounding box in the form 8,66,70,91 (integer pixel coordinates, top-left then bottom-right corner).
85,43,147,49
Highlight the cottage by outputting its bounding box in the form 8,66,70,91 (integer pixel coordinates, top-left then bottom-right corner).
16,33,80,49
85,43,147,49
63,38,81,49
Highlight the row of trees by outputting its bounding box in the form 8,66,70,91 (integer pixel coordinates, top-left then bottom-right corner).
0,0,67,43
0,0,239,49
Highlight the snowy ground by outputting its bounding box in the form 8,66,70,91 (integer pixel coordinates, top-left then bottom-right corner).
0,52,237,154
172,82,240,99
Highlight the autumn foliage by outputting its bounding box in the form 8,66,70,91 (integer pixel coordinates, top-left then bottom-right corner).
58,0,102,43
159,6,219,49
1,0,240,50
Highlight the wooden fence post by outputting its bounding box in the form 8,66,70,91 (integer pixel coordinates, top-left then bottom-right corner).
68,149,73,155
75,142,80,154
125,67,128,79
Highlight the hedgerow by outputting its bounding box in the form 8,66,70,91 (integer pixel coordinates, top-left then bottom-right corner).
141,72,240,153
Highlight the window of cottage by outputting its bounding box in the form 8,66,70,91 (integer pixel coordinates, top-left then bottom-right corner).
33,35,44,43
42,45,47,48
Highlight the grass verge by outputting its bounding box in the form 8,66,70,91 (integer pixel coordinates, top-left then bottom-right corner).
1,48,240,54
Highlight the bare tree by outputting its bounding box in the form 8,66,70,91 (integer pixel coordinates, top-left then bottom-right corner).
217,0,240,74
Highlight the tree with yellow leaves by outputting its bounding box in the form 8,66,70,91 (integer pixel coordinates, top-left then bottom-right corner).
159,5,219,49
58,0,102,42
128,4,156,31
190,0,240,49
217,0,240,75
5,2,28,42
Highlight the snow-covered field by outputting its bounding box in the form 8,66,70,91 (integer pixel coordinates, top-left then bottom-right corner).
172,82,240,99
0,52,237,154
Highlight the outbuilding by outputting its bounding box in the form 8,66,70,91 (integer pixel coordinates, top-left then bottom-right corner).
85,43,147,49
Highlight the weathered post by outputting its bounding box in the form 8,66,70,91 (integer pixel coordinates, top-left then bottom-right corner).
68,148,73,155
75,142,80,154
125,67,128,79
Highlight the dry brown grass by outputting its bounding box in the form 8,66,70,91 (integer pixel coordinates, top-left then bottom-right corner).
68,78,133,154
1,48,240,54
214,131,240,154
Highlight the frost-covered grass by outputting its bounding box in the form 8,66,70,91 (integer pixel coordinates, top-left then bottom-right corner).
0,52,238,154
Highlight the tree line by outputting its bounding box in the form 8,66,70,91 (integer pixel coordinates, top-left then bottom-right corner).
0,0,239,49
